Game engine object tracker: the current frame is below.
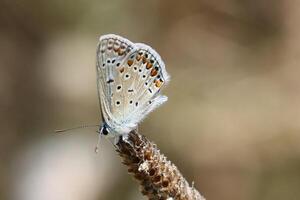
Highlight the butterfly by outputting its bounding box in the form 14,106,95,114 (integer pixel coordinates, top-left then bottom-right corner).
96,34,170,139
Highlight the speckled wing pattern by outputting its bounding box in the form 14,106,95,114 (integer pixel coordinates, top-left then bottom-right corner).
96,34,170,135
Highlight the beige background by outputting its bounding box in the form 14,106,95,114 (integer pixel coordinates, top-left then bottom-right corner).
1,0,300,199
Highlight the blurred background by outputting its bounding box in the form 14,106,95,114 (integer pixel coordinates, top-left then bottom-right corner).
1,0,300,199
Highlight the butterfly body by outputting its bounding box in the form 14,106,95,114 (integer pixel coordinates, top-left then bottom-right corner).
96,34,169,138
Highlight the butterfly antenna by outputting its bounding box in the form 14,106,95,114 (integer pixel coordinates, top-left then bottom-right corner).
55,125,100,133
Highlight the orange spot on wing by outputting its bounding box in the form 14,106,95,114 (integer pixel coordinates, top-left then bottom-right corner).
142,57,147,64
127,60,133,66
118,49,125,56
146,62,153,69
136,55,141,61
155,80,162,88
119,67,125,73
150,69,158,77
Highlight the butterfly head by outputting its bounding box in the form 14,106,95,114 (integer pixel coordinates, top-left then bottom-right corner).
99,123,111,137
99,121,137,137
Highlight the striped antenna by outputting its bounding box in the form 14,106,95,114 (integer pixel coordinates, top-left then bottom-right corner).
55,125,100,133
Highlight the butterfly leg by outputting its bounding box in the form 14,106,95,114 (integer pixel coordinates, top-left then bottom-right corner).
94,132,102,153
113,136,120,146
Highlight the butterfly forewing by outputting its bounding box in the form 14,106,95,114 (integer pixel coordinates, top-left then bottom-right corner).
96,35,135,122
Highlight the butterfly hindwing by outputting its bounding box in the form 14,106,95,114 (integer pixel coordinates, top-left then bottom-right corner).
121,43,170,124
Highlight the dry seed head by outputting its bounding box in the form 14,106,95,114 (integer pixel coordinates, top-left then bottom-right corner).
116,131,205,200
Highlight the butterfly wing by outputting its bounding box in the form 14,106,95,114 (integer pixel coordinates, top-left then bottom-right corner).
120,43,170,125
96,34,136,132
96,34,170,135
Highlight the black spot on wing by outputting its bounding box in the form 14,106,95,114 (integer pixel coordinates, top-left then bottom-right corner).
107,79,114,84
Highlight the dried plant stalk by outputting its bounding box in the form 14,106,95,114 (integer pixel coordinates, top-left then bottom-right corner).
116,130,205,200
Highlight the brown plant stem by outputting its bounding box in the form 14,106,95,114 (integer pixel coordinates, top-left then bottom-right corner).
116,130,206,200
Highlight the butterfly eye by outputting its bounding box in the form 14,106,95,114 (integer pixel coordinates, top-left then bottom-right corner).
101,126,109,135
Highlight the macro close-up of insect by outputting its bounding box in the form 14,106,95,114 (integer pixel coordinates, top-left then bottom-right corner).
93,35,202,199
2,1,300,200
96,35,169,140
